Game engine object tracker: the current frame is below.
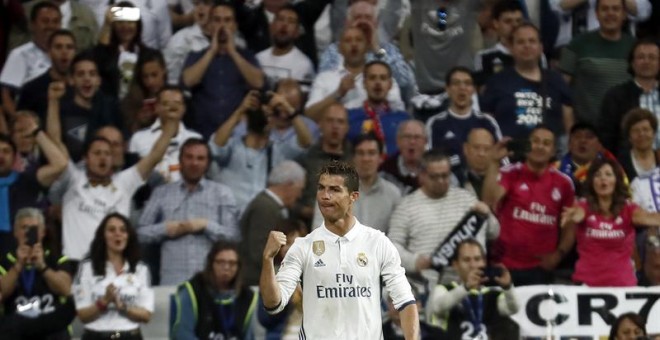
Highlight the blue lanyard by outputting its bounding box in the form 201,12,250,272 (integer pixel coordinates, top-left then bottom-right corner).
20,268,37,297
462,292,484,334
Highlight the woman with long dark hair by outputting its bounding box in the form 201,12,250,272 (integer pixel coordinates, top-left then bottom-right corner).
121,49,167,132
73,213,153,340
171,242,257,340
609,312,647,340
562,158,660,286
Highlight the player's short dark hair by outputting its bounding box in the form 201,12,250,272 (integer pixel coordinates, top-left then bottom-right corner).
352,133,384,155
31,1,60,22
451,238,485,263
445,66,473,86
420,150,450,171
83,136,112,156
364,60,392,78
318,161,360,193
0,134,17,154
48,29,76,48
491,0,524,20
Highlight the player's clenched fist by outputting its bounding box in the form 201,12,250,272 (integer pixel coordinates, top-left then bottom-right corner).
263,231,287,260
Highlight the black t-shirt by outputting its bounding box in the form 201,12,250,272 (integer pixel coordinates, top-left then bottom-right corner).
7,170,44,227
16,70,52,121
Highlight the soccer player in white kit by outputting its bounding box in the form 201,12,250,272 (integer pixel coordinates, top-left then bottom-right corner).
260,161,420,340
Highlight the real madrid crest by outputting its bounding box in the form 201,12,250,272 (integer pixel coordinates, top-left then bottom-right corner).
312,241,325,256
357,252,368,267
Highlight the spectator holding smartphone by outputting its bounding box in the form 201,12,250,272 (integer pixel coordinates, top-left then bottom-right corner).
0,208,76,340
427,238,519,340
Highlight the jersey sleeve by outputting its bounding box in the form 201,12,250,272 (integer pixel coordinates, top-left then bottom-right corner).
270,238,306,314
379,235,415,311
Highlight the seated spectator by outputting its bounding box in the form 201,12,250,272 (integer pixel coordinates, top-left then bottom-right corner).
347,61,410,157
600,39,659,155
313,133,401,231
48,107,179,260
46,54,122,161
427,67,501,175
163,0,213,85
10,111,44,173
16,29,76,121
182,2,264,139
0,122,67,255
379,119,427,195
74,213,154,340
483,126,575,286
562,158,660,286
171,242,257,340
257,218,307,340
482,23,574,159
388,151,497,285
122,50,168,133
427,239,519,339
240,161,305,286
93,2,159,100
305,26,403,122
1,1,61,120
619,108,659,181
320,1,415,103
139,138,240,285
608,312,648,340
129,86,201,183
0,208,76,339
256,5,315,89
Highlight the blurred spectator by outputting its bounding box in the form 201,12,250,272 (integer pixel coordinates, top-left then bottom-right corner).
256,5,315,89
171,242,257,340
426,66,501,177
168,0,196,30
93,2,159,100
619,108,658,181
427,239,519,339
210,90,308,214
45,54,122,161
232,0,331,67
559,0,635,127
0,208,76,340
600,39,659,154
640,228,660,286
482,126,575,285
0,0,25,71
74,213,154,340
9,0,98,53
1,1,60,121
388,151,496,285
16,29,76,121
346,61,409,158
297,103,352,223
474,0,525,87
461,128,496,200
50,113,178,260
182,2,264,139
320,1,415,103
138,138,239,285
129,86,201,183
379,119,427,195
121,50,168,133
482,23,574,159
305,26,403,122
10,111,43,173
163,0,213,86
0,122,67,255
80,0,171,50
562,158,660,286
409,0,481,94
608,312,648,340
240,160,306,286
330,0,408,49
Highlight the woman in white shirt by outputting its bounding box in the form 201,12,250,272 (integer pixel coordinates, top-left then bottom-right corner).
74,212,154,340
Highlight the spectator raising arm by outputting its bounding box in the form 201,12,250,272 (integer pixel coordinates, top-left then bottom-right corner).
28,116,68,187
135,115,179,180
212,90,260,148
45,81,67,154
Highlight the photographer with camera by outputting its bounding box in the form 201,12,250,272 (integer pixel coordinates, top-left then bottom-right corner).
427,238,519,340
0,208,76,340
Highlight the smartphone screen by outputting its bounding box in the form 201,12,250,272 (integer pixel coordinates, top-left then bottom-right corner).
111,7,140,22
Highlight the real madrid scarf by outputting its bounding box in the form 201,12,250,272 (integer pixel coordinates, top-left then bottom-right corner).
0,171,19,232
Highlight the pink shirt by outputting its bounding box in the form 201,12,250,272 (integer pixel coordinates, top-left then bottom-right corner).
573,199,638,287
495,163,575,269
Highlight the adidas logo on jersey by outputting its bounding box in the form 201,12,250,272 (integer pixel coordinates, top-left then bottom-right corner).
314,258,326,267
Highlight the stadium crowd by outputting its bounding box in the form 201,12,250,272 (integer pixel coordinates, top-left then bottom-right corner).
0,0,658,338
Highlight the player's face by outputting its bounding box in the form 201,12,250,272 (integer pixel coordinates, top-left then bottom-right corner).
593,164,616,198
364,64,392,103
180,144,210,184
526,128,555,165
70,61,101,101
446,71,474,111
49,35,76,75
0,142,15,175
596,0,626,34
453,244,485,283
463,129,494,174
615,317,645,340
85,140,114,179
104,217,129,254
568,129,601,164
494,10,524,41
317,174,357,223
631,44,660,80
511,26,542,65
420,160,452,198
157,89,185,121
353,140,382,179
141,60,166,97
213,249,239,286
628,119,655,152
396,123,426,164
